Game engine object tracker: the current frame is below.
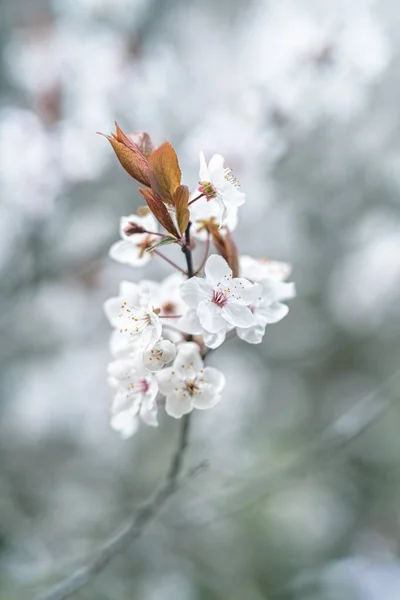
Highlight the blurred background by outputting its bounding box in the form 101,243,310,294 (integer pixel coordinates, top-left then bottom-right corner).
1,0,400,598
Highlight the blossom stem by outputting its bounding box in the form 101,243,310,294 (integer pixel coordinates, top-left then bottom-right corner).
153,250,187,274
188,193,205,207
34,414,197,600
144,230,166,238
182,222,194,279
194,234,210,275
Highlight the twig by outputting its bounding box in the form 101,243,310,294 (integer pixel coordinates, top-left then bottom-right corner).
34,414,193,600
153,250,186,274
188,193,205,207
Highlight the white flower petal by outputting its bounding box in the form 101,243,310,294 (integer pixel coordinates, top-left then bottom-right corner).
221,304,256,328
110,409,139,439
157,367,180,395
205,254,232,287
237,323,266,344
180,277,211,309
193,385,221,410
258,301,289,324
109,240,150,267
140,397,158,427
202,329,227,349
165,392,193,419
231,278,261,305
199,151,210,181
208,154,225,182
197,300,226,333
176,309,203,335
202,367,226,392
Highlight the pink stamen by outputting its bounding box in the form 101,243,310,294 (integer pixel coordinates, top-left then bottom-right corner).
212,289,228,307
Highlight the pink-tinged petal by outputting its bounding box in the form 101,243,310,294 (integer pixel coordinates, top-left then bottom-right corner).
109,240,150,267
258,301,289,324
198,300,226,333
165,392,193,419
180,277,211,309
193,384,221,410
231,279,261,305
176,309,203,335
203,329,227,349
236,323,266,344
205,254,232,287
208,154,225,182
221,304,256,328
199,151,209,181
202,367,226,393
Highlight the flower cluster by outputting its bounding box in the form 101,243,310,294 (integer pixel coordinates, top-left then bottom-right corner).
102,124,296,438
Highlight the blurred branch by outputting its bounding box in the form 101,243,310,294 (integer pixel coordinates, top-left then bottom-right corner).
34,414,194,600
180,367,400,528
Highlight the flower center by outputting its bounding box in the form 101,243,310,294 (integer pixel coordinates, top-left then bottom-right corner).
212,289,228,307
128,377,150,395
185,379,199,396
198,181,217,201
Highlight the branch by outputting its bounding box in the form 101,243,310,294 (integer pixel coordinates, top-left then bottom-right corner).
35,414,193,600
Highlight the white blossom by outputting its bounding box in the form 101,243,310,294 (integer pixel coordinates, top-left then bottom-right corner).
237,279,296,344
179,254,260,348
108,356,159,438
197,152,245,226
143,339,177,372
239,254,292,282
157,342,225,418
190,193,238,241
116,285,162,351
109,213,159,267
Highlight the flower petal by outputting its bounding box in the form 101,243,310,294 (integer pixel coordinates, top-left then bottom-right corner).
110,409,139,438
203,329,227,349
157,367,180,395
109,240,150,267
193,384,222,410
258,301,289,324
198,300,226,333
165,392,193,418
236,323,266,344
176,309,203,335
231,279,261,305
205,254,232,287
202,367,226,392
199,151,210,181
221,304,256,328
208,154,225,182
180,277,211,309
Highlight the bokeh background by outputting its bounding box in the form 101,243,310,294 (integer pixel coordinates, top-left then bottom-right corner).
1,0,400,598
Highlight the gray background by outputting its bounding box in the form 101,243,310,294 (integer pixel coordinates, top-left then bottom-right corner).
1,0,400,598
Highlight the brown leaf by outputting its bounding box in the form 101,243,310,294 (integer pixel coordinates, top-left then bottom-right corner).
173,185,190,235
98,122,151,187
209,224,239,277
224,229,239,278
139,188,179,239
148,141,181,205
128,131,155,158
123,221,146,236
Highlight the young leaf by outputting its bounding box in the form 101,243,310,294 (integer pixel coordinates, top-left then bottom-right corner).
173,184,190,235
139,188,180,239
98,122,151,187
128,131,155,158
209,224,239,277
148,141,181,205
146,235,178,252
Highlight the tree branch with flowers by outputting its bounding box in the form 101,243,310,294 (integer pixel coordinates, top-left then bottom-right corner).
34,123,295,600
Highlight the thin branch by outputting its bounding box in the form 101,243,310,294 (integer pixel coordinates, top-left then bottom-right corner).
188,193,205,207
34,414,193,600
153,250,186,274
